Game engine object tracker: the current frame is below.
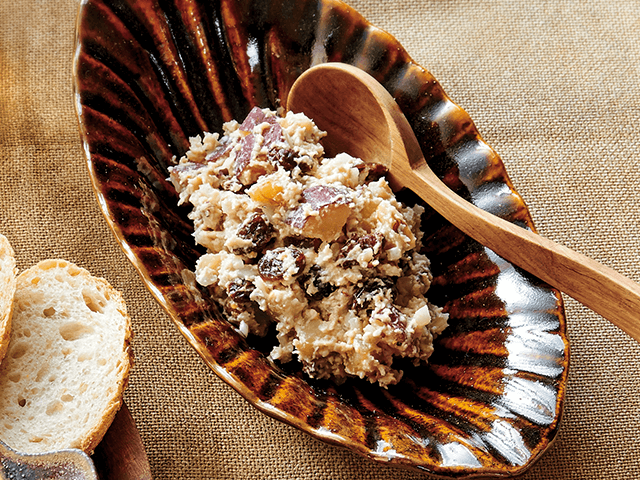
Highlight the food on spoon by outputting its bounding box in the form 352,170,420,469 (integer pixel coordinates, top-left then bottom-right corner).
0,234,17,365
0,260,133,454
169,107,447,387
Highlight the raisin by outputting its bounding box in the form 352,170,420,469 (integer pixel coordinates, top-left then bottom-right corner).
258,247,306,281
377,305,408,346
225,279,257,317
269,146,298,170
359,233,385,251
283,235,322,251
364,163,389,182
353,278,395,310
301,265,336,300
227,279,255,302
385,305,404,330
339,233,384,267
236,213,275,254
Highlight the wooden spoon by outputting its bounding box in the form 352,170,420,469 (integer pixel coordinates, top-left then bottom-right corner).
0,438,97,480
287,62,640,342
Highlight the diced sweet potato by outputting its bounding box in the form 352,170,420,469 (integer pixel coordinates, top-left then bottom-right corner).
240,106,269,131
205,137,232,162
234,108,284,186
234,133,255,176
300,203,351,242
301,185,349,210
286,185,353,242
249,178,285,205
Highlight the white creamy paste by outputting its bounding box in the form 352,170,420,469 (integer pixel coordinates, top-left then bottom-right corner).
169,107,448,387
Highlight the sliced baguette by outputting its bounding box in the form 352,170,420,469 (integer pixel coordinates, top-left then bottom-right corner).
0,259,133,454
0,234,17,365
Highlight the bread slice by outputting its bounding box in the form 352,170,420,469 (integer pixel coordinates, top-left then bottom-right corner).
0,234,17,365
0,259,133,454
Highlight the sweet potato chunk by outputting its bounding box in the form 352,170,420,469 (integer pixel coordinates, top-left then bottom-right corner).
249,177,285,205
287,186,352,242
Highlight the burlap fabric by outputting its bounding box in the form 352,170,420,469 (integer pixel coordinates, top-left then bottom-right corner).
1,0,639,478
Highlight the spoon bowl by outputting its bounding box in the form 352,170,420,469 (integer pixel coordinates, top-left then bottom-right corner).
288,62,640,342
0,439,97,480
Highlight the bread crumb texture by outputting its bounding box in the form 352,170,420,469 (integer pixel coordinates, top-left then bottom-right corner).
0,234,17,365
0,259,133,454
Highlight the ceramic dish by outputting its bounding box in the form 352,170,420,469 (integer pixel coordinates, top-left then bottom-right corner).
73,0,569,476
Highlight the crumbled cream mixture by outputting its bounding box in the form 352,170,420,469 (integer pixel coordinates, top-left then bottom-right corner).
169,107,448,387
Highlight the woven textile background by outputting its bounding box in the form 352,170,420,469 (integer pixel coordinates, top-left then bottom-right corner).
1,0,639,478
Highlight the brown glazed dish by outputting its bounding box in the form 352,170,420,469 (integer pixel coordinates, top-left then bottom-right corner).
73,0,570,477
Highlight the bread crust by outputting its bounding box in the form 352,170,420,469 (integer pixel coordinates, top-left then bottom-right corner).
0,234,17,365
0,259,133,454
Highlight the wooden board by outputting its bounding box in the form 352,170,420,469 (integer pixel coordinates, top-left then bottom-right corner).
92,403,152,480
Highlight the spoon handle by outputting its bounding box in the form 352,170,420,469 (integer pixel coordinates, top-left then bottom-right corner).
402,160,640,342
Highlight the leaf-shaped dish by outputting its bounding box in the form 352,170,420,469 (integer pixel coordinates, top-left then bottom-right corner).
73,0,569,477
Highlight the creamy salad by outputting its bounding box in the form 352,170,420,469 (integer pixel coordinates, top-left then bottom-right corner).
169,107,447,387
